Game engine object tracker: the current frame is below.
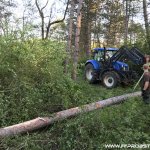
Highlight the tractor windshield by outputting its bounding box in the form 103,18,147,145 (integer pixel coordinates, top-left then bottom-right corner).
94,50,117,61
94,51,103,61
106,51,116,58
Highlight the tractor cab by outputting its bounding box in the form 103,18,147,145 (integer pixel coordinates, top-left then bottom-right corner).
93,47,118,62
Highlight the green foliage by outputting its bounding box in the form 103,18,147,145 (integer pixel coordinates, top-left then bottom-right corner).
0,37,83,126
0,37,149,150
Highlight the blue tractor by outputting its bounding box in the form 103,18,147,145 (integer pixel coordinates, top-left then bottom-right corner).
85,46,145,88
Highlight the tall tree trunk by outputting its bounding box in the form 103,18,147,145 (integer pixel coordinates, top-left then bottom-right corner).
130,13,134,44
86,21,91,57
72,0,83,80
35,0,46,40
143,0,150,49
35,0,69,40
0,91,141,137
45,0,69,39
84,6,91,58
95,10,101,47
124,0,129,45
64,0,75,73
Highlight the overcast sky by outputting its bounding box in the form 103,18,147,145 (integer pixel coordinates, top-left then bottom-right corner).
12,0,149,27
14,0,64,18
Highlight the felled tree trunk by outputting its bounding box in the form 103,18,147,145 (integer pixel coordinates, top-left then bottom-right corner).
0,91,141,137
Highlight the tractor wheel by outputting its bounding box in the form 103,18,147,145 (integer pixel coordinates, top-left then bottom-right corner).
102,71,119,88
85,63,97,83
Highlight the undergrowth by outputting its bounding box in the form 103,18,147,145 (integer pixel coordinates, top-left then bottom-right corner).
0,38,149,150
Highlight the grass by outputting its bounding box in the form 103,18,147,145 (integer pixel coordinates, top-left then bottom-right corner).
0,78,149,150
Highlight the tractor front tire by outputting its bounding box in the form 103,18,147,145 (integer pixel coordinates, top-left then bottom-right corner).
102,71,119,88
85,64,97,84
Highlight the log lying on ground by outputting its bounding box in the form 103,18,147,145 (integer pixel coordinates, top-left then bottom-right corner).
0,91,141,137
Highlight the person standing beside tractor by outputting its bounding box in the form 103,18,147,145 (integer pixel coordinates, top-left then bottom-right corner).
141,55,150,104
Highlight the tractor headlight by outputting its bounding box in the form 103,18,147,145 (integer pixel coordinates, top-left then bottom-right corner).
122,66,129,71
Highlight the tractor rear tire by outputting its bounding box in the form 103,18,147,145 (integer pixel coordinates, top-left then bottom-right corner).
85,63,97,84
102,71,119,88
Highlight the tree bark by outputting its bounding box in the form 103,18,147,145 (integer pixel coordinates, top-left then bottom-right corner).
64,0,75,73
0,91,141,137
72,0,83,80
124,0,129,45
86,21,91,57
143,0,150,49
35,0,47,40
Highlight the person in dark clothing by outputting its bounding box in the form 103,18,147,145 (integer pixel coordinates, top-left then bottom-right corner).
141,64,150,104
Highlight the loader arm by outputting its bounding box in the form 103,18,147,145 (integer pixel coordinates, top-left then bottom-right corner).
110,46,145,65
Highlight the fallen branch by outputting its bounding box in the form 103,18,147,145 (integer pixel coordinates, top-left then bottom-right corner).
0,91,141,137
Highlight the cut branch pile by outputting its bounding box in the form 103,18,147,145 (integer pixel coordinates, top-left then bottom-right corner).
0,91,141,137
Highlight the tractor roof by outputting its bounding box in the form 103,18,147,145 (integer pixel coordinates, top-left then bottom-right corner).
94,48,118,51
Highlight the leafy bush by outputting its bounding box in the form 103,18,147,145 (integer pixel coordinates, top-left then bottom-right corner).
0,38,83,126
